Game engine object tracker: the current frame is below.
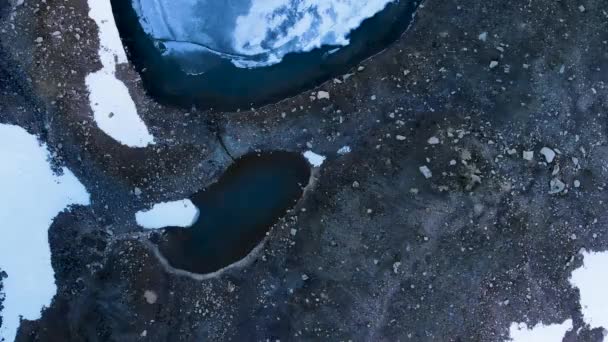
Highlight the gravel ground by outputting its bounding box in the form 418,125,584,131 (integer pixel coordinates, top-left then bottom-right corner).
1,0,608,341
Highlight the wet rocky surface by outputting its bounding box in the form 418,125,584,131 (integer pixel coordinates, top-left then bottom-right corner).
0,0,607,341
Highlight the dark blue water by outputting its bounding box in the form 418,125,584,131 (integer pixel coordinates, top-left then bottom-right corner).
155,151,310,274
110,0,420,110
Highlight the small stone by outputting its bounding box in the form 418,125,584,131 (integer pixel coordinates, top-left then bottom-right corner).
393,262,401,274
357,66,365,71
489,61,499,69
419,166,432,179
578,5,585,12
478,32,488,42
301,274,309,281
371,95,377,101
522,151,534,161
290,228,297,236
427,136,440,145
352,181,360,188
143,290,157,304
317,91,330,100
337,146,351,155
572,157,579,166
35,37,43,43
574,180,581,188
540,147,556,163
549,178,566,194
396,135,406,141
134,187,142,196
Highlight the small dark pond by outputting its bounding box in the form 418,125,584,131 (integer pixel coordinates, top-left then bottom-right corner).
155,151,310,274
110,0,420,110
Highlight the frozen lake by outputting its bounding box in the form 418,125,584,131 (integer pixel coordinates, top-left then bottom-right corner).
111,0,419,108
133,0,396,69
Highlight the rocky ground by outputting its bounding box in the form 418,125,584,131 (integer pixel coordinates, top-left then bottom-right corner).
1,0,608,341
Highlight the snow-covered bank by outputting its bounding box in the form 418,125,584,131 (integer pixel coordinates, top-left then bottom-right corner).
86,0,154,147
135,199,200,229
0,124,90,342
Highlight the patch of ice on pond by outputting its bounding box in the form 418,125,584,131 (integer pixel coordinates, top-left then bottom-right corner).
303,150,326,167
86,0,154,147
136,199,200,229
133,0,395,69
0,124,90,342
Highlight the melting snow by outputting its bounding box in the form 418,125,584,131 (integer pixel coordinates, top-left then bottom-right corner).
135,199,200,229
86,0,154,147
0,124,90,342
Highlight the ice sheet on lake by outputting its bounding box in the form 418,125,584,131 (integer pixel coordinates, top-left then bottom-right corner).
0,124,90,342
132,0,396,70
303,150,326,167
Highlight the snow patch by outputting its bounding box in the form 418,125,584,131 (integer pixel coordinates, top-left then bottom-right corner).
303,150,326,167
508,319,572,342
135,199,200,229
0,124,90,342
570,250,608,339
86,0,154,147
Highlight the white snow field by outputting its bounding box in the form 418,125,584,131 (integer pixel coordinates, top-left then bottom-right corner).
0,124,90,342
86,0,155,147
508,319,572,342
570,250,608,341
